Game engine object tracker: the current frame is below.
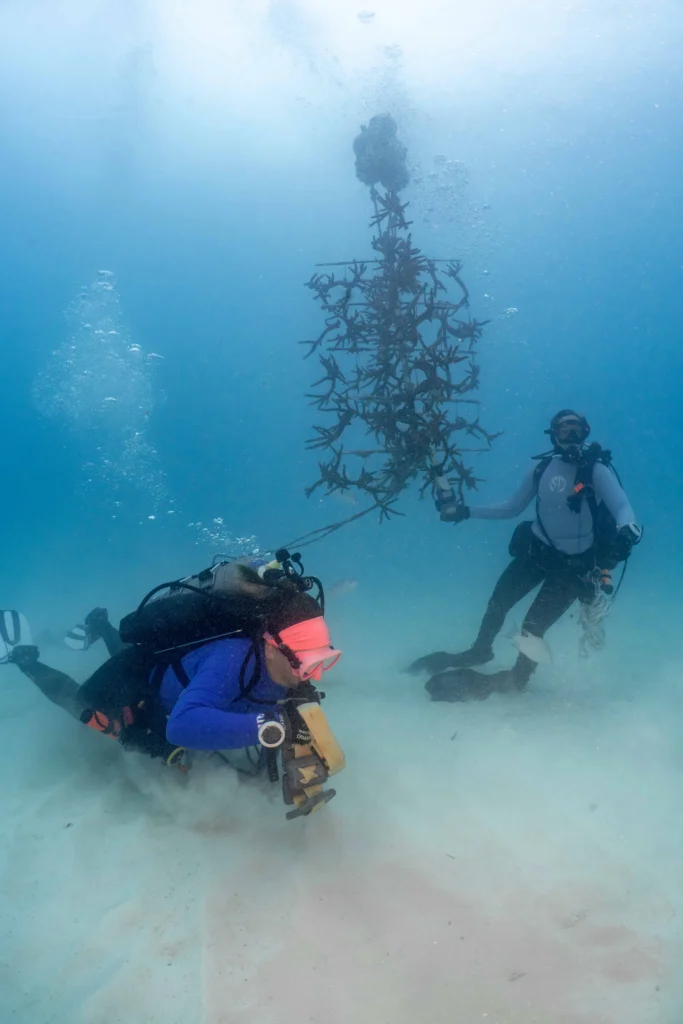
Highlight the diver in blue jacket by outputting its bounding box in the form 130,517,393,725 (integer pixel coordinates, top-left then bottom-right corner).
4,560,342,770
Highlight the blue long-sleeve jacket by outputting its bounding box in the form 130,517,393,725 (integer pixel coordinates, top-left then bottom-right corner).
158,638,288,750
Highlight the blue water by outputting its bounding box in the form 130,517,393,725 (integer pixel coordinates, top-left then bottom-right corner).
2,3,683,1021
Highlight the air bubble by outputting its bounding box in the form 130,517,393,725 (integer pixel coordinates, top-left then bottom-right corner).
33,271,167,514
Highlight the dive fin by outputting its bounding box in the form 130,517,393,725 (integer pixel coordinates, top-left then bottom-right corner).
64,625,90,652
406,651,461,675
0,611,33,664
425,668,494,703
407,646,494,675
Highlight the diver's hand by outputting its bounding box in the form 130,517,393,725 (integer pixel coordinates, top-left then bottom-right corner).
617,523,642,556
439,503,470,524
291,682,321,704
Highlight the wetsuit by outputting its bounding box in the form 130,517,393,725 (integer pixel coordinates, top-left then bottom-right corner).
419,453,638,699
159,639,288,749
471,455,635,553
469,455,636,671
12,635,289,756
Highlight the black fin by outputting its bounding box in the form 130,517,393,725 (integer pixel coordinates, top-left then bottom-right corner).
406,651,458,675
425,668,494,703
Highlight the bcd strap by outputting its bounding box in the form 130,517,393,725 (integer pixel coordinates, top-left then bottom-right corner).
533,446,610,544
150,657,191,691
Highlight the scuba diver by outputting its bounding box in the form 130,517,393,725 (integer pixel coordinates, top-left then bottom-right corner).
1,551,345,819
411,410,642,701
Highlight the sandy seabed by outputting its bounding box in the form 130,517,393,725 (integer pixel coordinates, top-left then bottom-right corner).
1,607,682,1024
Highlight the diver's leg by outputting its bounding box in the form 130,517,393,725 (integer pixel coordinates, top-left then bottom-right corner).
9,646,86,720
507,570,581,690
472,556,546,651
410,556,545,675
98,621,125,656
426,566,570,704
412,556,545,676
424,557,549,702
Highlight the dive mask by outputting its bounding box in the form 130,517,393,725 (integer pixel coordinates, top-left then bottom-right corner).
551,416,589,446
265,616,342,682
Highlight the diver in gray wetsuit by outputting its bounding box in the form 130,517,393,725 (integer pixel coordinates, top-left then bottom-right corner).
410,410,642,701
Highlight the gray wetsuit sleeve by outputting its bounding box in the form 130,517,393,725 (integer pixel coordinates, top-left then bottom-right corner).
592,463,637,529
468,465,537,520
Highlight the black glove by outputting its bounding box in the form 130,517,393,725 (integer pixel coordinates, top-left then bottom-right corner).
283,700,312,746
292,682,321,704
439,503,470,524
617,523,642,557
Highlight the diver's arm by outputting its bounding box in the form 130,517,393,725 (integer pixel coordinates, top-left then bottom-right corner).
166,700,259,750
467,465,538,521
592,464,637,529
165,648,261,750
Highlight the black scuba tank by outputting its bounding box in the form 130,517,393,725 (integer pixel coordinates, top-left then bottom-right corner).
118,559,269,652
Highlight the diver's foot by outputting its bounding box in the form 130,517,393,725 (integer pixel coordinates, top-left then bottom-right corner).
84,607,110,642
7,645,41,669
66,608,111,650
425,667,494,702
407,645,494,675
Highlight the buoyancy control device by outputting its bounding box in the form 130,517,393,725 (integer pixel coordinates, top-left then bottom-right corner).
119,550,323,651
532,444,639,569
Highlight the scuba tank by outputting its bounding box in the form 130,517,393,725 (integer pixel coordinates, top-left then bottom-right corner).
118,549,324,654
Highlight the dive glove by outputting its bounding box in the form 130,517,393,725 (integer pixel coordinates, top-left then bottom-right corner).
617,523,642,556
439,503,470,524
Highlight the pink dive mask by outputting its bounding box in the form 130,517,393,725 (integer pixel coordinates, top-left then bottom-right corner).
265,616,342,682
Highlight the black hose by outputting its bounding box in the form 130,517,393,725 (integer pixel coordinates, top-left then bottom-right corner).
135,579,233,615
266,748,279,783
